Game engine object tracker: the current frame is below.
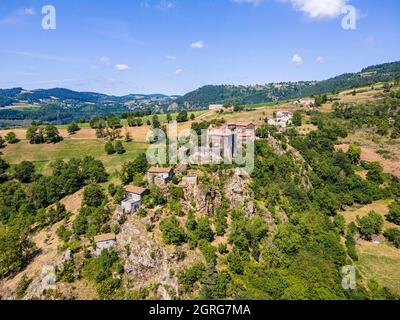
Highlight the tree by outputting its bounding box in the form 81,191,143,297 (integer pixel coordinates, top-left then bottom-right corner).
0,157,9,176
125,131,132,142
176,111,188,123
292,111,302,127
5,132,19,144
367,162,384,184
0,227,32,278
67,121,80,135
104,141,115,155
14,161,36,183
166,114,173,122
384,228,400,248
0,136,5,149
152,115,160,129
386,201,400,225
190,113,195,121
83,184,105,208
160,216,186,245
357,211,384,240
114,141,125,154
44,124,63,143
194,217,214,242
26,126,43,144
347,144,361,165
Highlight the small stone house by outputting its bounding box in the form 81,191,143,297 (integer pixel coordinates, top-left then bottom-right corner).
147,167,174,185
94,233,116,256
120,186,149,214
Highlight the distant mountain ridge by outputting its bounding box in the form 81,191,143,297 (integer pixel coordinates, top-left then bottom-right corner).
177,61,400,107
0,60,399,124
0,87,172,105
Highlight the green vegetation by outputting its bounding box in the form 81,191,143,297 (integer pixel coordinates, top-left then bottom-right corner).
357,211,384,240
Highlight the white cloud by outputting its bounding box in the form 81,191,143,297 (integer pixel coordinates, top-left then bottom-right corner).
21,8,36,15
174,69,183,76
141,1,176,10
231,0,263,6
288,0,349,19
191,40,204,49
156,1,176,10
291,53,303,65
316,56,323,64
0,7,37,26
166,54,176,60
115,64,129,71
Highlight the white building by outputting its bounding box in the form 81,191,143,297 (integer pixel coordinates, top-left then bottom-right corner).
294,98,315,107
207,127,235,160
147,167,174,185
120,186,149,214
94,233,116,256
209,104,224,111
268,111,293,128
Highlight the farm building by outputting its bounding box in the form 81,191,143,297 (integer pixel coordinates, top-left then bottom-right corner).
120,186,149,214
94,233,116,256
147,167,174,185
209,104,224,111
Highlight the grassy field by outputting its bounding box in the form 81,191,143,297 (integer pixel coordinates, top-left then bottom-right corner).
1,139,148,175
341,199,398,230
340,200,400,294
240,99,295,110
55,110,208,129
356,240,400,295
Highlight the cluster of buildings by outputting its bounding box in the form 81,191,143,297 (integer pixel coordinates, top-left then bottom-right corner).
206,121,255,160
294,98,315,108
94,168,174,254
267,111,293,128
94,123,257,254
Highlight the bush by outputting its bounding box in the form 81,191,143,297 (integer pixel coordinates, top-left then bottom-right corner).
114,141,125,154
160,216,186,245
384,228,400,248
5,131,19,144
177,262,206,293
104,141,115,155
14,161,35,183
15,274,32,299
386,201,400,225
357,211,384,240
367,162,384,184
83,184,106,207
67,121,80,135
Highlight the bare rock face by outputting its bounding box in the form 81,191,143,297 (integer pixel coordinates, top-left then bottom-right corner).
224,174,255,216
23,265,57,300
115,217,178,297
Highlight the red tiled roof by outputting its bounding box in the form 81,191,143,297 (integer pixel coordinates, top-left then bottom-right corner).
125,186,148,195
148,167,173,174
226,122,255,127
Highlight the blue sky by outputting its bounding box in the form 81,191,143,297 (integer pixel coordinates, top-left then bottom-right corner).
0,0,399,95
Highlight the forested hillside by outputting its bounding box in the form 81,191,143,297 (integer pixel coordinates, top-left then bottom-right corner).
178,61,400,107
0,61,399,124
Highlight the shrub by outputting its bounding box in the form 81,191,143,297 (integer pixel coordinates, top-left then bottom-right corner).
160,216,186,245
357,211,384,240
384,228,400,248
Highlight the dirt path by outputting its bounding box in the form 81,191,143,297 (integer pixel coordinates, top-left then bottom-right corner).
0,190,83,297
